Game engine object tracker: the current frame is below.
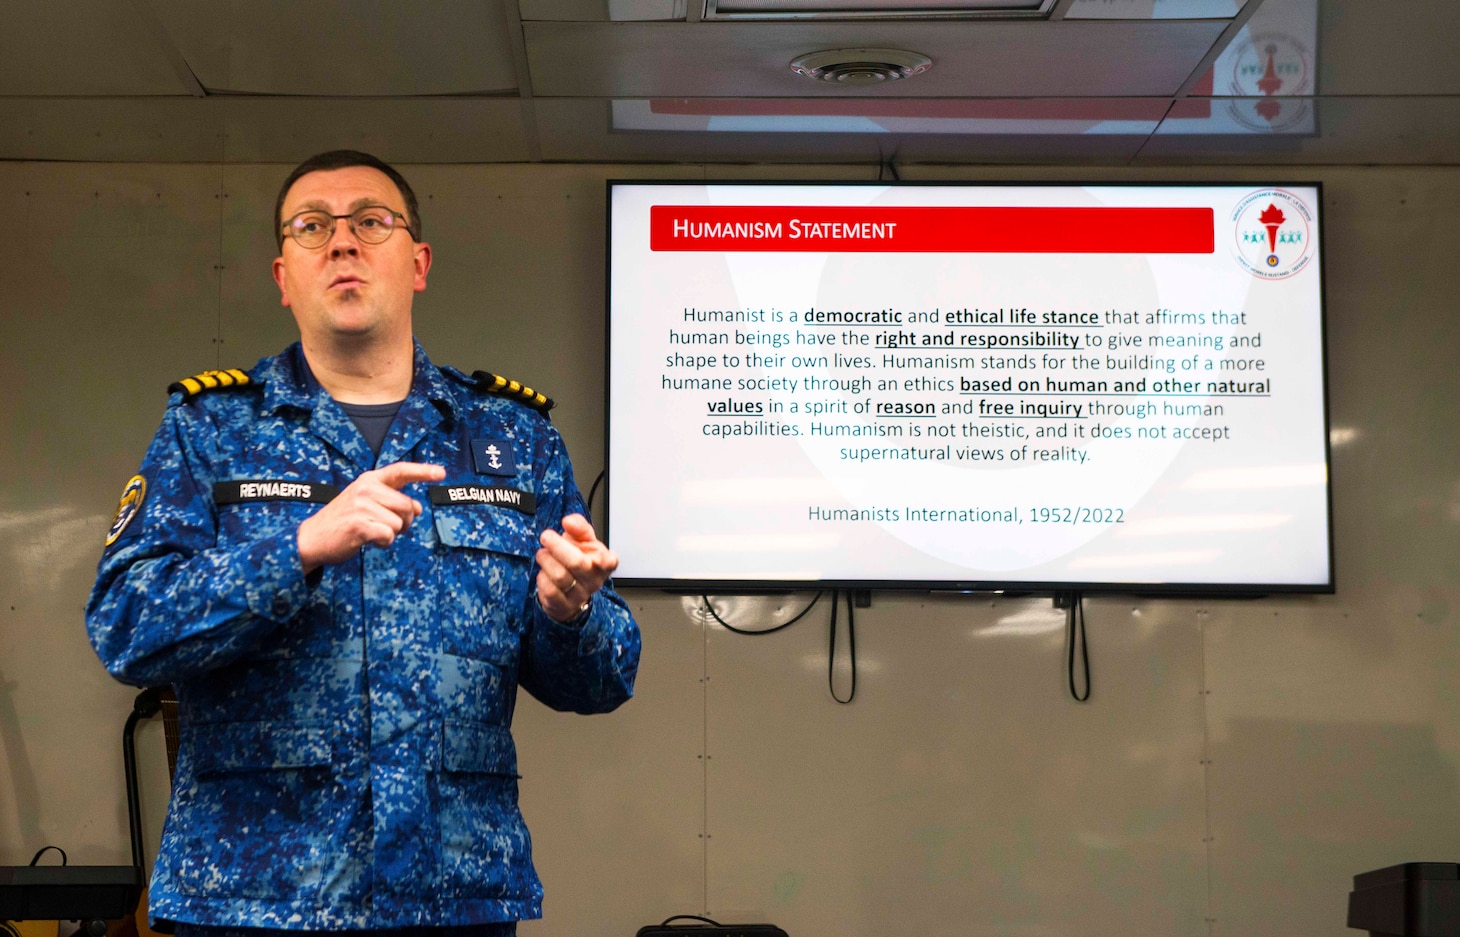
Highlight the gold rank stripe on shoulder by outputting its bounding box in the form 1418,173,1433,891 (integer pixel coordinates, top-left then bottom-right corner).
167,368,252,400
472,370,555,414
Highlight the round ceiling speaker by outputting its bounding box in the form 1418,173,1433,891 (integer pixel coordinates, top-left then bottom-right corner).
789,48,933,84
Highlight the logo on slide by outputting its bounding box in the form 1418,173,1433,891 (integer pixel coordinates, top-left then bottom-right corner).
1231,188,1315,280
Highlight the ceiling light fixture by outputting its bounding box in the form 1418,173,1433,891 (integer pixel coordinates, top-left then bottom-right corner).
789,49,933,84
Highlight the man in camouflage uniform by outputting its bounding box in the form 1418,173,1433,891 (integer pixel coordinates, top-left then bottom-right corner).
86,151,641,937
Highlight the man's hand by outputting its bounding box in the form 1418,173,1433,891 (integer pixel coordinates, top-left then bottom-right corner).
297,462,446,573
536,514,619,624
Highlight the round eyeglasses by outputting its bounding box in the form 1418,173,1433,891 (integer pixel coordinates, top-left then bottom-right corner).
281,206,415,249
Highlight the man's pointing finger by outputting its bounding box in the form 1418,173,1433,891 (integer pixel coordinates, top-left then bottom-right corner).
375,462,446,489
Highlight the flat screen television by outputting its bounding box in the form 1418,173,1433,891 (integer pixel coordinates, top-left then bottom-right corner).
605,182,1331,594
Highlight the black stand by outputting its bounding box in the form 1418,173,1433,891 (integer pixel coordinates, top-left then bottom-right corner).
0,689,164,925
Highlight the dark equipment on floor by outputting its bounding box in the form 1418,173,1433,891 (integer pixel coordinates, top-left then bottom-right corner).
637,915,788,937
1,688,175,932
1349,862,1460,937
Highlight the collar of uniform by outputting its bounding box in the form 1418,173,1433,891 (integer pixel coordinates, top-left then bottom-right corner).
256,341,458,424
255,342,318,415
406,340,462,426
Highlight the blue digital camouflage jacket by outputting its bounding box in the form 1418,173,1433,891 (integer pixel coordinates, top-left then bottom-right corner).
86,341,641,931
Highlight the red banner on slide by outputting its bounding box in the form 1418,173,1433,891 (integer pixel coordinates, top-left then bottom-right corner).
650,205,1214,253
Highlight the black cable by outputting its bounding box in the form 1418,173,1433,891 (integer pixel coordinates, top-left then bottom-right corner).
125,687,165,872
586,469,605,518
2,921,23,937
29,845,67,865
888,160,901,182
828,590,857,704
1067,592,1090,702
659,914,722,927
701,592,822,635
702,590,857,703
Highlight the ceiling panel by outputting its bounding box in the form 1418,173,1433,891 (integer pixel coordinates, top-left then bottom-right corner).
0,2,189,96
1138,96,1460,164
1316,0,1460,95
705,0,1051,18
518,0,687,20
535,98,1155,163
5,92,1457,167
0,0,1455,167
0,98,533,165
145,0,520,95
216,98,534,163
536,98,895,163
524,20,1228,97
1063,0,1248,18
0,99,225,163
1187,0,1317,99
608,96,1169,134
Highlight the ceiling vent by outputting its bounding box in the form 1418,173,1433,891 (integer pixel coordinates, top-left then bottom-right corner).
789,49,933,84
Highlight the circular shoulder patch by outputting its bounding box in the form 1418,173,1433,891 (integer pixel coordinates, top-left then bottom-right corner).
105,475,147,547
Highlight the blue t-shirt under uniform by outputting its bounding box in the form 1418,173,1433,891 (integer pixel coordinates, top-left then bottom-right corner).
338,398,403,457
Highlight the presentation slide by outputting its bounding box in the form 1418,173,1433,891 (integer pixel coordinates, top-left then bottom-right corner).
607,183,1330,591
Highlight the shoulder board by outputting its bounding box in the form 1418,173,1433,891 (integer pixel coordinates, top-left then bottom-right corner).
167,368,252,401
471,371,555,415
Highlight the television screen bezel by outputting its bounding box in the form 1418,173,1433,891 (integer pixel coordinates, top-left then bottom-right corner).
602,179,1335,596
